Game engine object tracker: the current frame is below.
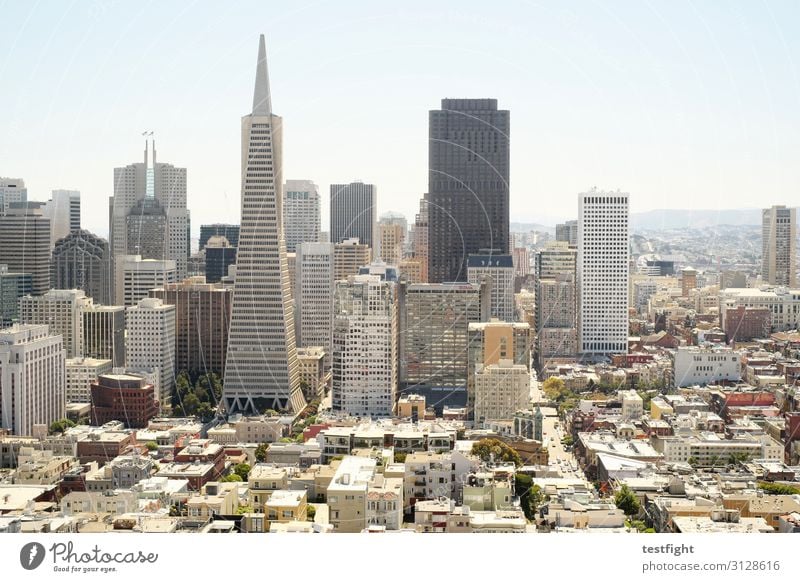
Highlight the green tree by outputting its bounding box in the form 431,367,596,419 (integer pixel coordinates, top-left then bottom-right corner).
233,463,251,481
758,482,800,495
255,443,270,463
393,452,407,463
48,418,75,435
542,377,566,401
180,392,201,416
471,438,522,467
514,473,544,521
728,452,751,465
220,473,243,482
145,441,158,452
614,484,641,517
306,505,316,521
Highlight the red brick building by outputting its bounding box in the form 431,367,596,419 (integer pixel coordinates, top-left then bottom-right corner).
724,306,771,342
90,374,159,429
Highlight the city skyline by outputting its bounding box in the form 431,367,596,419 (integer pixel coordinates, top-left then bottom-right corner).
3,1,800,237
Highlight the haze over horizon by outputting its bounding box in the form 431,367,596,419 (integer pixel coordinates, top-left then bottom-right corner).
3,1,800,238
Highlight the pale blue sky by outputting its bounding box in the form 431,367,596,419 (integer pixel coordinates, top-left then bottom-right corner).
2,0,799,237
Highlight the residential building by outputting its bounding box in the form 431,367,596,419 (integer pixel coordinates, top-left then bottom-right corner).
283,180,320,252
723,305,771,342
536,274,577,366
719,287,800,332
223,36,305,415
427,99,510,283
296,347,329,401
150,278,232,376
265,489,307,527
0,325,66,436
330,182,377,248
467,320,530,418
467,254,515,322
327,456,376,532
126,298,176,407
50,230,112,305
367,475,403,530
473,360,529,423
332,275,397,417
762,205,796,286
578,189,629,355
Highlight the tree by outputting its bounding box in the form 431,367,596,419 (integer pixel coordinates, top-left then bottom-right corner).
255,443,269,463
515,473,544,521
614,484,640,517
561,435,574,447
471,438,522,467
393,452,407,463
687,456,699,468
145,441,158,452
221,474,242,482
233,463,251,481
307,505,316,521
48,418,75,435
542,377,566,401
758,482,800,495
728,452,751,465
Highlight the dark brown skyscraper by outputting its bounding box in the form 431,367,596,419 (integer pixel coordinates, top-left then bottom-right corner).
427,99,510,283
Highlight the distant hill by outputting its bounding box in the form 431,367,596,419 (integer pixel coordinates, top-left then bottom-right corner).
631,208,764,230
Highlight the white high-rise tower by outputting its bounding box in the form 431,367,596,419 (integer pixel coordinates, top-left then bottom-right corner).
578,189,629,357
223,35,306,414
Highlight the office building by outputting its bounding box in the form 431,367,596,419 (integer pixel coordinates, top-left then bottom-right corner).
66,357,113,404
555,220,578,247
473,360,529,423
204,236,237,284
0,324,66,436
534,241,576,280
332,275,397,417
109,140,190,290
150,278,232,376
411,199,429,283
295,242,334,353
377,213,407,266
467,254,515,322
427,99,510,283
50,230,112,305
117,255,177,307
126,298,176,407
42,190,80,246
762,205,796,287
82,305,126,367
222,35,305,414
0,204,51,295
0,266,32,326
330,182,377,248
90,373,159,429
577,189,629,356
19,289,92,358
283,180,320,252
398,281,489,411
199,224,240,250
672,346,741,387
334,238,371,281
467,320,530,418
0,178,27,215
719,287,800,332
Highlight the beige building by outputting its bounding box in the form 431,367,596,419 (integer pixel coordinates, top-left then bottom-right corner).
377,219,405,266
762,205,797,287
473,360,529,423
296,346,330,401
399,258,426,284
333,238,371,281
265,489,307,527
65,357,112,404
327,456,376,532
397,394,426,420
12,448,78,485
366,475,403,530
187,482,239,519
248,465,289,511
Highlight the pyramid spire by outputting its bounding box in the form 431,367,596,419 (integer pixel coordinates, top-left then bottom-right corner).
252,34,272,115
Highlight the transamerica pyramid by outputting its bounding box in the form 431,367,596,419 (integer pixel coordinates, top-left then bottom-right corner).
222,34,307,415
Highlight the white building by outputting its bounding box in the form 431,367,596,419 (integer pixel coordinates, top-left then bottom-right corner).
719,287,800,332
762,205,796,287
41,189,80,247
672,346,741,387
366,474,403,531
467,254,515,323
66,357,112,404
222,36,305,415
295,242,334,353
117,255,177,307
578,189,629,355
332,275,397,417
0,325,66,436
126,298,176,407
619,389,644,421
0,177,27,215
473,360,529,423
283,180,320,253
19,289,93,358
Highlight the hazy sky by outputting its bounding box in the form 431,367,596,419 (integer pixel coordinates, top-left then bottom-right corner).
2,0,799,238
